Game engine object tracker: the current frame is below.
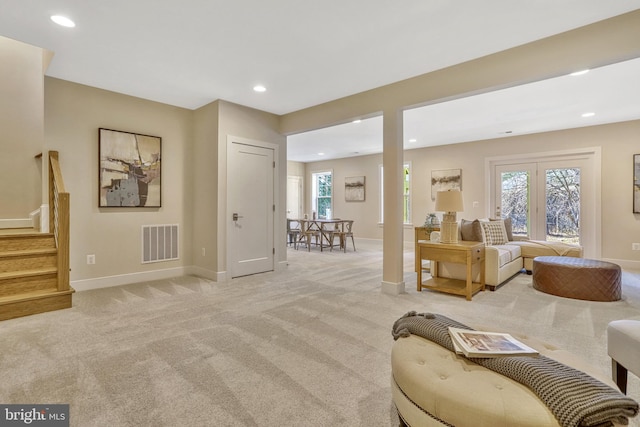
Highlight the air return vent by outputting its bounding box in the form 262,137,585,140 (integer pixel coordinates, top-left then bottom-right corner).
142,224,179,263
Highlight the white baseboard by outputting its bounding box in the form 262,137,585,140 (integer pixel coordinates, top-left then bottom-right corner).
72,267,188,291
603,258,640,273
381,280,406,295
188,265,227,281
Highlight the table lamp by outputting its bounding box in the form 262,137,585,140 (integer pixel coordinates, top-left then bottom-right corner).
435,190,464,244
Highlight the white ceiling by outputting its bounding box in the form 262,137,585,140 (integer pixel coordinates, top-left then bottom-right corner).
289,57,640,162
1,1,639,160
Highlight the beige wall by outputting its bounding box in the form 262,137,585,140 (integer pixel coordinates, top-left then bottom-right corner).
45,77,194,287
191,101,219,278
43,81,286,287
191,100,286,279
298,119,640,268
0,37,46,219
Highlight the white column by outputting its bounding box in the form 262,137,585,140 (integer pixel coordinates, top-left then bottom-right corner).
381,108,405,295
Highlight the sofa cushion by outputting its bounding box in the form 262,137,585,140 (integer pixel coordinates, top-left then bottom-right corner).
492,244,522,268
510,240,582,259
491,217,514,241
460,219,483,242
481,220,509,245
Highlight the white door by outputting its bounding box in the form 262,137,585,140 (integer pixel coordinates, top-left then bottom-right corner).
493,156,596,258
287,176,302,219
228,141,274,278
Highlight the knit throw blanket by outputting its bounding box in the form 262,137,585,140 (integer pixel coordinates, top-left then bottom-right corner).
392,311,639,427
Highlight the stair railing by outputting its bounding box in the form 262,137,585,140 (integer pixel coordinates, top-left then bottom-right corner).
48,151,70,291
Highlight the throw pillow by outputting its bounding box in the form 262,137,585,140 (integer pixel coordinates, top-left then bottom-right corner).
491,217,513,241
460,219,483,242
481,220,509,246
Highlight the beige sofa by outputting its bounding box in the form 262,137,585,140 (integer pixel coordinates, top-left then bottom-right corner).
437,218,582,290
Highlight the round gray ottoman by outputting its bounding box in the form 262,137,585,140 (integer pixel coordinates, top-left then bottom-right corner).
532,256,621,301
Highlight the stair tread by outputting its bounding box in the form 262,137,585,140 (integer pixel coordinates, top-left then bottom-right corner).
0,288,75,305
0,267,58,280
0,248,57,258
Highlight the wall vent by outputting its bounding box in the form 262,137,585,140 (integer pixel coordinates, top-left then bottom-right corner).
142,224,179,263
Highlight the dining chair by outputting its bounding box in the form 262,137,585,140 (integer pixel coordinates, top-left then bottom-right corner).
287,220,301,250
331,220,355,252
323,220,341,251
299,220,321,251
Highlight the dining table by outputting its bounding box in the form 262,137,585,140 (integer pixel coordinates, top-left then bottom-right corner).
287,218,352,251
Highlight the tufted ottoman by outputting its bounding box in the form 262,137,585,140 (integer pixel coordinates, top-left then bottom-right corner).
391,333,624,427
532,256,621,301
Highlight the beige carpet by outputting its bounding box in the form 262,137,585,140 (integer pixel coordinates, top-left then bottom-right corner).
1,240,639,426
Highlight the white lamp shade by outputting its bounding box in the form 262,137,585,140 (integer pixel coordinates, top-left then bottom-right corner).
435,190,464,212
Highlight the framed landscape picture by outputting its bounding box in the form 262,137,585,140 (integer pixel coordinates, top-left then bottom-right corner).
634,154,640,213
345,176,365,202
99,128,162,207
431,169,461,200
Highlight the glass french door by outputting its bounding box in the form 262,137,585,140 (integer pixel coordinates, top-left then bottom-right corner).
493,155,596,257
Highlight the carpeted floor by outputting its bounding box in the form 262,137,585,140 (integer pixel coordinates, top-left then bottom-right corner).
1,239,639,426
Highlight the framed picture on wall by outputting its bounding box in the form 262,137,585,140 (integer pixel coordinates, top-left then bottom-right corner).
345,176,365,202
99,128,162,207
431,169,461,200
634,154,640,213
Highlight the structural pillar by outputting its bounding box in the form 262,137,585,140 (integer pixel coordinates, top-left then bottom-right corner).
381,108,405,295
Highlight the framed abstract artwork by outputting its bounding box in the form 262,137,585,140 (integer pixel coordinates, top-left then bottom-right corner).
99,128,162,207
345,176,365,202
634,154,640,213
431,169,461,200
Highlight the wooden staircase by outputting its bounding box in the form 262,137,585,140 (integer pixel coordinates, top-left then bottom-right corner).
0,151,74,321
0,231,74,321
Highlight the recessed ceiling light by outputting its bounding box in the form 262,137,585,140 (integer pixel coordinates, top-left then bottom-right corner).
582,112,595,118
352,119,361,124
408,138,417,143
51,15,75,28
570,69,589,76
253,85,266,92
317,152,325,156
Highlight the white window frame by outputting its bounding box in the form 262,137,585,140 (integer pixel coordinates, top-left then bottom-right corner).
379,162,411,225
311,170,333,219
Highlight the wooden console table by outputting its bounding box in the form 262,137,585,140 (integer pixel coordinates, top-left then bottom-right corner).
417,240,485,301
414,226,439,273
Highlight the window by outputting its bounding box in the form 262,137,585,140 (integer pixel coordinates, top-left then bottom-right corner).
379,162,411,224
312,171,332,218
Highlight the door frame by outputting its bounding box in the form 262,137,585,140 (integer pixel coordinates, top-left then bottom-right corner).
486,147,601,259
226,135,280,278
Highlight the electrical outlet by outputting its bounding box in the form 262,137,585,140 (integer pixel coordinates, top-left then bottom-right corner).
87,254,95,264
632,243,640,251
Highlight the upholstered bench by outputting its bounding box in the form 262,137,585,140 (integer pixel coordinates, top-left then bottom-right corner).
608,320,640,394
392,333,625,427
532,256,621,301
